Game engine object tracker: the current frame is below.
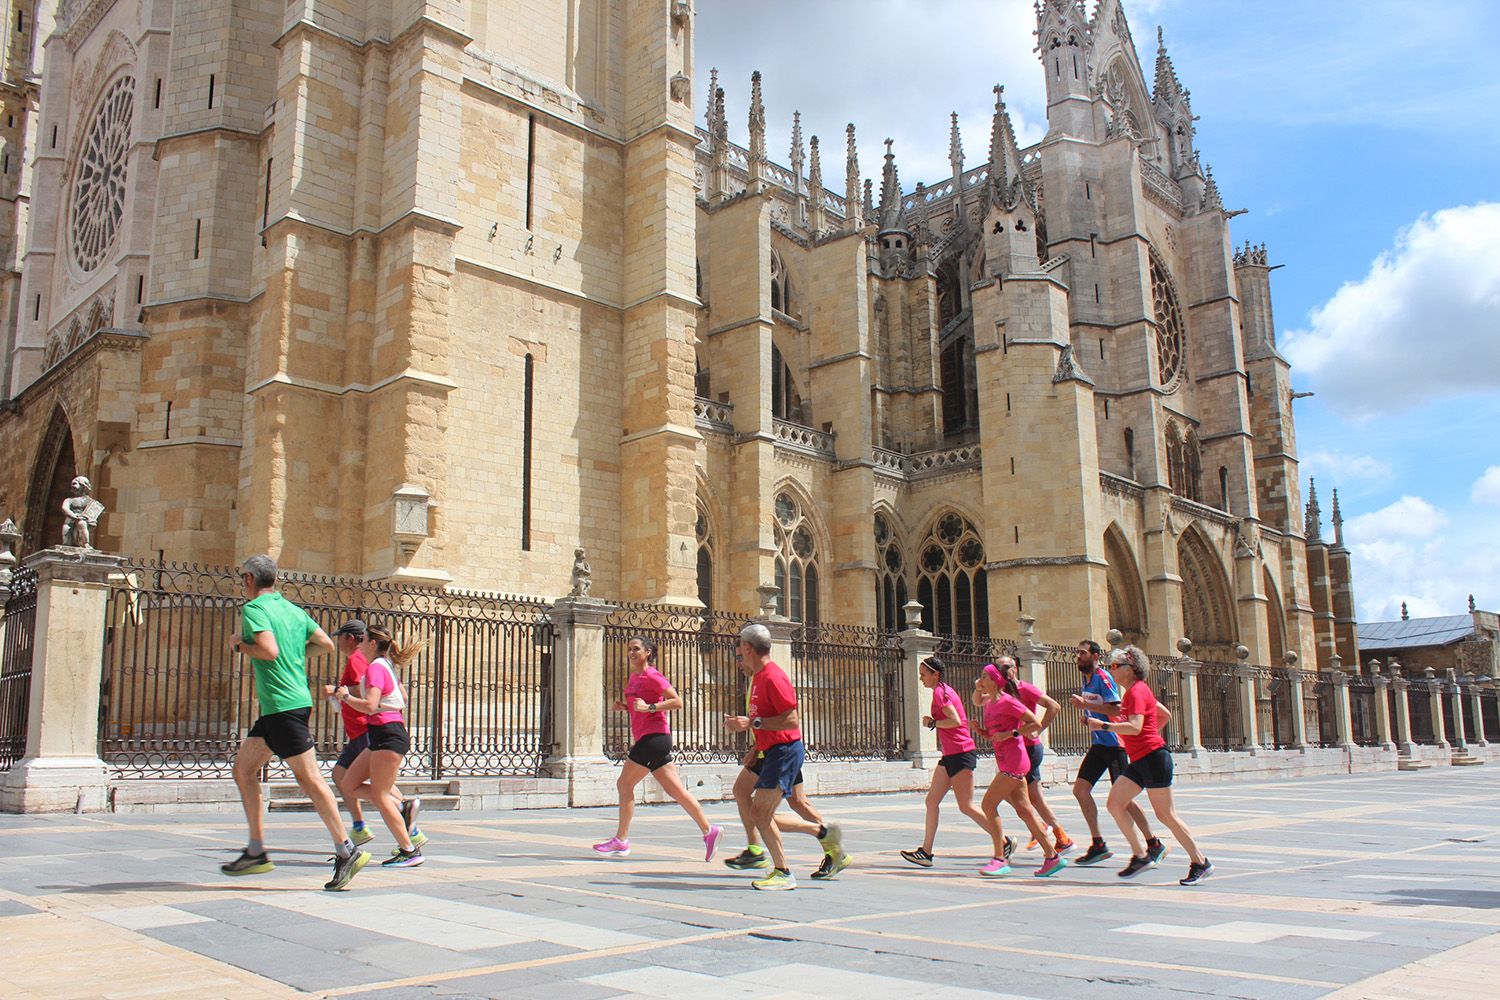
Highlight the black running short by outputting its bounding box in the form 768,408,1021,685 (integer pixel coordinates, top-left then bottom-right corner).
747,752,805,786
939,751,978,778
334,732,370,770
1077,744,1128,786
1025,742,1044,784
627,733,673,771
248,707,315,760
1120,746,1174,789
366,721,411,756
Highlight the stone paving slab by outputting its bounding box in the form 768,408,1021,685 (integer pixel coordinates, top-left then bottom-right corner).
1,769,1499,998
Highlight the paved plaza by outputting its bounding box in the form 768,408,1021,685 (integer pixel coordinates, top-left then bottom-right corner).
2,768,1498,999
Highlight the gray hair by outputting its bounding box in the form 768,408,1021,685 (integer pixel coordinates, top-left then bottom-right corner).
1107,645,1149,680
738,622,772,655
241,554,278,590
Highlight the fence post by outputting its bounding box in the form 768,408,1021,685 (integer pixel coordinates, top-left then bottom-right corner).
1390,664,1415,756
1447,670,1468,751
0,548,125,813
1426,667,1450,750
1469,674,1489,747
1329,657,1355,751
898,600,941,766
1016,615,1050,751
1284,652,1308,750
1372,666,1395,752
547,595,616,806
1234,645,1259,753
1175,639,1207,756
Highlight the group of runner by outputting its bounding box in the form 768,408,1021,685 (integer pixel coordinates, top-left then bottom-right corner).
220,555,1209,892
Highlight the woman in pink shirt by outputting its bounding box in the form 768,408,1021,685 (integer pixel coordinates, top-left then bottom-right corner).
975,664,1067,878
901,657,1003,868
1000,659,1075,855
592,636,723,862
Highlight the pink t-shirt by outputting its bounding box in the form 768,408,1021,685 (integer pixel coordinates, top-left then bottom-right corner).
360,657,405,726
983,693,1030,775
623,666,672,741
1013,680,1046,747
930,683,976,755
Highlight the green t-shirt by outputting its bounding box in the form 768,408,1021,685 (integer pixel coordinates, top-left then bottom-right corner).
241,592,318,715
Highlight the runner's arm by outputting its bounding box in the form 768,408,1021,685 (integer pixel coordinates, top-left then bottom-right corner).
1034,691,1060,731
934,703,965,729
305,626,335,657
755,707,800,729
1087,712,1145,735
633,684,684,714
336,683,382,715
1016,708,1043,741
1155,701,1173,726
234,629,279,662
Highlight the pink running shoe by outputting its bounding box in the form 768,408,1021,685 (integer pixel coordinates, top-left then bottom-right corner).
703,824,723,862
1035,855,1069,879
592,837,630,858
979,857,1012,877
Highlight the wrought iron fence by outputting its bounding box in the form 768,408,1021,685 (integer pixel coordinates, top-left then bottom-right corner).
1481,686,1499,741
1041,643,1091,755
791,622,906,760
601,604,746,764
1146,656,1188,752
1311,672,1342,747
1407,677,1437,745
98,559,553,778
1461,684,1481,744
0,567,40,772
923,633,1018,753
1256,666,1299,749
1348,674,1381,747
1197,661,1246,751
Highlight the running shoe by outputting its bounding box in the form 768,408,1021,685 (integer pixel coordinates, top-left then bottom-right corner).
382,847,425,868
401,797,422,836
811,851,851,881
703,824,723,863
350,827,375,847
979,857,1011,877
324,849,371,891
817,823,844,858
411,829,428,850
900,847,935,868
1116,854,1152,879
220,851,274,876
724,846,770,870
1146,839,1169,867
1025,835,1039,851
592,836,631,858
1179,858,1215,886
1002,836,1018,861
1075,841,1113,866
1053,829,1075,855
751,868,797,891
1035,855,1068,878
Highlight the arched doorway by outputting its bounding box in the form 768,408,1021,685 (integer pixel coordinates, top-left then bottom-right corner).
23,405,78,555
1177,525,1236,659
1104,524,1147,644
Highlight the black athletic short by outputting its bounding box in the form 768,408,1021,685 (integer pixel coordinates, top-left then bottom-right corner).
627,733,673,771
939,751,978,778
1025,742,1045,784
747,752,805,786
334,732,370,770
1077,744,1127,786
248,707,315,760
366,721,411,756
1120,746,1174,789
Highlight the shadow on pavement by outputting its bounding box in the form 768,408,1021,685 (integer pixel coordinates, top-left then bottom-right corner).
1382,889,1500,908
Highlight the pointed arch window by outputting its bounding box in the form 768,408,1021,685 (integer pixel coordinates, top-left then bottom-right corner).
874,512,908,633
1166,423,1202,503
1149,246,1186,391
770,248,792,315
915,512,988,638
695,500,714,610
773,490,819,623
771,343,805,424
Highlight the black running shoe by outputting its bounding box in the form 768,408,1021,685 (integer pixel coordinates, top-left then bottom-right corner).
1146,839,1169,867
401,796,422,836
1002,836,1017,861
1075,841,1113,866
324,849,371,891
1117,854,1152,879
220,851,274,876
1179,858,1214,886
900,847,934,868
724,847,770,870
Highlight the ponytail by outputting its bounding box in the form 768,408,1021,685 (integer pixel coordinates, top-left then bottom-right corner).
367,623,427,670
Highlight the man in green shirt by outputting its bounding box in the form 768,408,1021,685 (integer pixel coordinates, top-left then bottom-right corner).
222,554,371,891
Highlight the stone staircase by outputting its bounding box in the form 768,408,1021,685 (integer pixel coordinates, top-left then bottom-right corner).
267,779,461,812
1451,751,1486,767
1396,756,1432,772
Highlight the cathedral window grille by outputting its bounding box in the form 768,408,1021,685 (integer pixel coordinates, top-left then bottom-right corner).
915,512,989,638
773,490,819,623
70,75,134,274
771,344,805,424
695,501,714,609
1149,247,1186,391
873,512,908,633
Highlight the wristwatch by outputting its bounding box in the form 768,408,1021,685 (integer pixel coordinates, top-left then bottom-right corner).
751,717,763,730
648,702,657,713
1102,721,1111,732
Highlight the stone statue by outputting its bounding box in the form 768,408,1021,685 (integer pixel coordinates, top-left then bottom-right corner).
569,547,592,598
61,476,104,549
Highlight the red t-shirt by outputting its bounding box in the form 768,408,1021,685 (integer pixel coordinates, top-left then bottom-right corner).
1013,680,1046,747
748,660,800,751
623,666,672,741
339,650,370,739
1118,679,1166,762
931,682,976,755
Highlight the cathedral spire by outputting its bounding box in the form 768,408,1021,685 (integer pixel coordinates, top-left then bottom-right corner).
704,67,719,132
1153,26,1185,107
949,112,965,180
1331,487,1345,548
877,138,907,233
708,85,731,201
789,111,806,221
988,85,1029,207
807,135,826,236
864,178,875,221
747,71,768,189
1153,27,1198,175
844,124,864,231
1200,164,1223,213
1305,479,1322,542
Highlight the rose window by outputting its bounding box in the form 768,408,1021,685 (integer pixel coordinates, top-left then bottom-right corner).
71,76,134,273
1150,247,1185,391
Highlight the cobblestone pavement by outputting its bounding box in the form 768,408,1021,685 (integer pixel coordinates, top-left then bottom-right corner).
2,768,1499,999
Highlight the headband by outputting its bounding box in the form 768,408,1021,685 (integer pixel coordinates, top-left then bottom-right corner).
982,663,1005,687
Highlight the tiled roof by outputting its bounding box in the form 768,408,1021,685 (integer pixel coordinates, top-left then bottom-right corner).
1357,614,1474,651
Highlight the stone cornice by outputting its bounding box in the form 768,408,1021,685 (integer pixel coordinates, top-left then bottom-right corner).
245,368,459,399
4,328,146,409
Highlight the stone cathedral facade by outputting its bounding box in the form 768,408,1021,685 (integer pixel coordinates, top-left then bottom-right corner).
0,0,1358,669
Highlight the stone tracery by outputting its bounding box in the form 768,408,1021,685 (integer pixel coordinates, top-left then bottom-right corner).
70,74,133,274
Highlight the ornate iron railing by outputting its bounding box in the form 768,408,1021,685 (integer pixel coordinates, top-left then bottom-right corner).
1256,666,1299,749
1196,661,1246,751
1147,656,1189,752
0,567,40,772
1407,677,1437,745
1042,643,1092,755
1348,674,1381,747
921,633,1017,754
791,622,906,760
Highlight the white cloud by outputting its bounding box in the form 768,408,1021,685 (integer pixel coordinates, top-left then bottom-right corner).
1342,494,1500,621
1282,203,1500,421
1472,466,1500,506
1300,449,1392,488
1345,495,1447,543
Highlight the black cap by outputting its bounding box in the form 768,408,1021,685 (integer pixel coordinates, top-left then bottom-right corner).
333,619,368,638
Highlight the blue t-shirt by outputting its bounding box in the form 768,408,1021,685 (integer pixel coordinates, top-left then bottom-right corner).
1082,667,1122,747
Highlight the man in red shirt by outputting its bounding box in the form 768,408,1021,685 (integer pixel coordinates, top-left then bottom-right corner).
723,623,850,890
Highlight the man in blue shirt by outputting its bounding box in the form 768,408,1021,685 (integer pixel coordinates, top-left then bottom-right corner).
1069,640,1166,867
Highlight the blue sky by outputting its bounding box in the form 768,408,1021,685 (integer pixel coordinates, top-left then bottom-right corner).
696,0,1500,623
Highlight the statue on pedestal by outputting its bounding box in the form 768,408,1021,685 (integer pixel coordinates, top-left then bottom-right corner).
61,477,104,549
569,548,592,598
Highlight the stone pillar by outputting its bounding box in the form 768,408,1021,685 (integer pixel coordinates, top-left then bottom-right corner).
1016,615,1051,751
1329,667,1356,751
547,596,616,806
1175,640,1207,756
898,601,941,766
1373,673,1396,751
1234,644,1259,754
1426,667,1450,750
1391,673,1416,756
0,549,125,813
1447,671,1468,751
1469,675,1489,747
1287,667,1309,750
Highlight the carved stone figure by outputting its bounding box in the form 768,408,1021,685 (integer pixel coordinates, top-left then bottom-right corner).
569,547,592,597
61,477,104,549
